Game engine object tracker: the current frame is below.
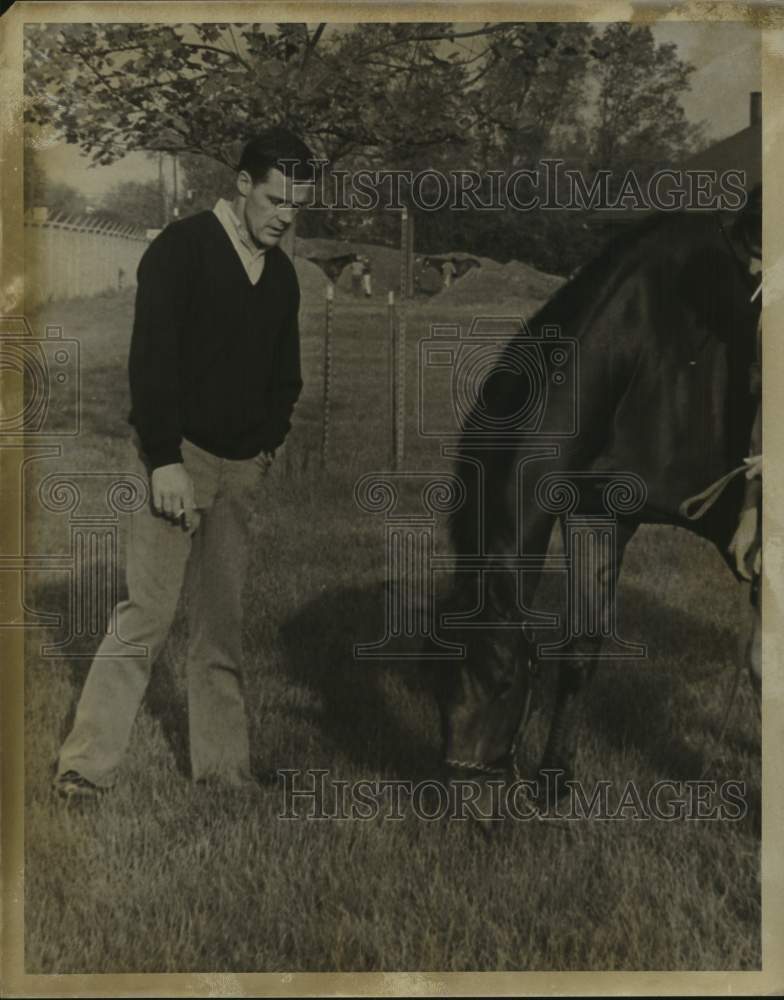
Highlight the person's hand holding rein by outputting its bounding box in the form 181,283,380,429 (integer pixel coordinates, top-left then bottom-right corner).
151,463,196,529
728,454,762,582
744,453,762,480
729,505,760,581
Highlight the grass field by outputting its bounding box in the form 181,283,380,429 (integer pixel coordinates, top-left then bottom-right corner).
23,285,760,973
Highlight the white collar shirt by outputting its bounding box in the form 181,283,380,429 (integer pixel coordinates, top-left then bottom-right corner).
212,198,267,284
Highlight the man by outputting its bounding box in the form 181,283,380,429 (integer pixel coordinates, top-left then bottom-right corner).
350,253,363,296
361,255,373,297
54,128,316,800
441,257,457,289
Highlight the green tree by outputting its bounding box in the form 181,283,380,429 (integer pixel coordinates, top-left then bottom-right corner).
178,154,236,214
589,23,703,177
44,182,88,217
471,23,596,169
23,144,47,208
24,145,88,216
23,22,508,167
23,21,705,274
99,179,163,228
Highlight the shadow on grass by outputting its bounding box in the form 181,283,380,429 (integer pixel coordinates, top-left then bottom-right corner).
274,570,758,786
276,581,441,782
33,566,759,792
568,578,758,779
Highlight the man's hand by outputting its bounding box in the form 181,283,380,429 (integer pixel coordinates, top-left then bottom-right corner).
728,505,761,581
744,454,762,480
256,450,275,474
151,463,196,529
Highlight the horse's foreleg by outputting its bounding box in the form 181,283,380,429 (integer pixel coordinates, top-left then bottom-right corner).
537,519,637,800
538,655,599,793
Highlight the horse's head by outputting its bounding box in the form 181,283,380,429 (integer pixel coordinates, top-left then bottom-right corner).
433,617,534,779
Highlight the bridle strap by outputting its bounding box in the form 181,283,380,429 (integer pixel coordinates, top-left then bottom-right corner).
445,651,539,781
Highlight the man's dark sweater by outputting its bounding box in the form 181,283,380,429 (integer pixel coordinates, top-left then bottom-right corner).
128,211,302,470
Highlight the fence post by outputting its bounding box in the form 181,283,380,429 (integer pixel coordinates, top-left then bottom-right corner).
46,220,55,302
321,282,334,468
400,207,408,299
396,302,406,471
388,290,396,467
407,210,415,299
396,210,409,470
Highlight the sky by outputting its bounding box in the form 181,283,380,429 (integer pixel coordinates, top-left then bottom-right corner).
652,20,760,135
34,19,761,202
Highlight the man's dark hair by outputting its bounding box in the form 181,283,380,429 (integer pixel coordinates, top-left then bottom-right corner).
237,128,316,184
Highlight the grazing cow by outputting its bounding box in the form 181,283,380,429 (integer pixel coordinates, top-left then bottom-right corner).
436,198,762,798
305,253,358,286
453,257,482,280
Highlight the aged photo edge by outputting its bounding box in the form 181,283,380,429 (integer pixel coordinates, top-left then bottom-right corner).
1,0,783,996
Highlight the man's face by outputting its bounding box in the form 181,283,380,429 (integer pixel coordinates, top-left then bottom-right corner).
237,167,312,248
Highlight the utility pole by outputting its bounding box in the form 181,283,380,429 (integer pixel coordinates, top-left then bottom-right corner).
158,152,166,226
172,153,179,218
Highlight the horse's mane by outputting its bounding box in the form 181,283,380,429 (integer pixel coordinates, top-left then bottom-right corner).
528,212,671,330
447,210,750,559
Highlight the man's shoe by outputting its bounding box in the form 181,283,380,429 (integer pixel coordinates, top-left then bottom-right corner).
53,770,104,803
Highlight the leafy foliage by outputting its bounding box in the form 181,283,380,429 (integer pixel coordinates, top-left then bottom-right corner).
24,23,488,165
23,144,87,216
98,179,164,229
24,21,703,271
590,24,704,178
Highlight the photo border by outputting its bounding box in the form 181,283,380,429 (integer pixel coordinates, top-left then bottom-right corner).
2,2,782,995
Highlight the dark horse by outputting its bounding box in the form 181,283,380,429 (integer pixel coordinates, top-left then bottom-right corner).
437,199,761,794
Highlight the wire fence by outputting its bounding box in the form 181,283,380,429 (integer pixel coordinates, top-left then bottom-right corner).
24,212,152,307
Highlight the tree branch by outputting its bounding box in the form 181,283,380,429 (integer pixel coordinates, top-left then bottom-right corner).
303,23,326,71
349,23,509,64
179,41,251,71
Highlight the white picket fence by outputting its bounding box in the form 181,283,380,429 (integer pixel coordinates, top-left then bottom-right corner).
24,213,152,306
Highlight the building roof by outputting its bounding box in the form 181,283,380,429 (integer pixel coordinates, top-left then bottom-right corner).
589,119,761,223
683,121,760,190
